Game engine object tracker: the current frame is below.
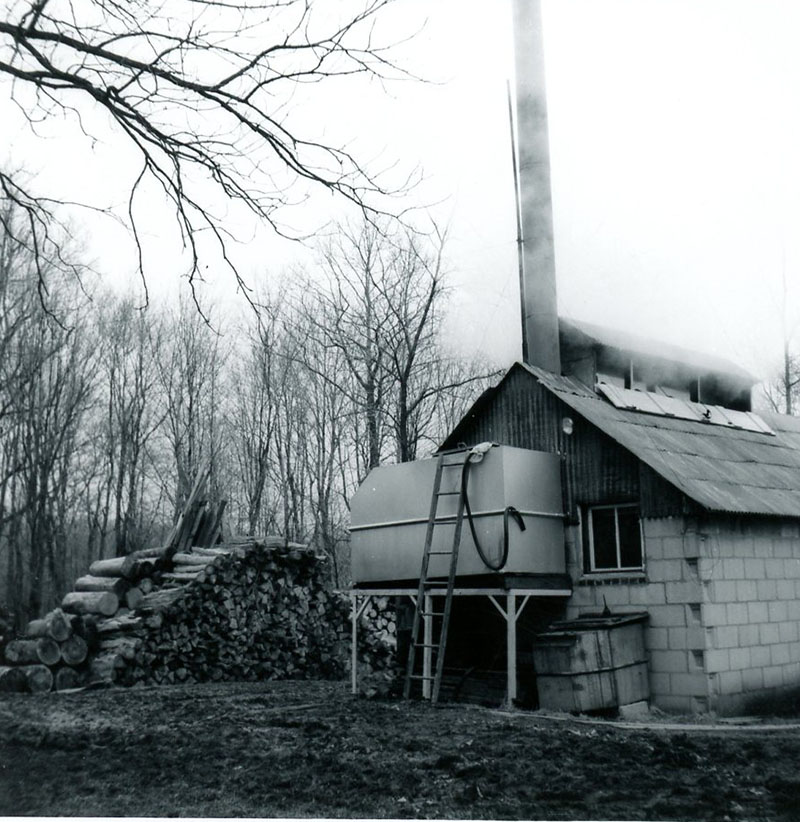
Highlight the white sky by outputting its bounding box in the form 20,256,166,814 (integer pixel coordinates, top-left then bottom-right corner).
4,0,800,382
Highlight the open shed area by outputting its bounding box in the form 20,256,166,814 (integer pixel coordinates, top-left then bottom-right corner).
2,679,800,820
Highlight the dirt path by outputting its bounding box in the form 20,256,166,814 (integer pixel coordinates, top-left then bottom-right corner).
1,680,799,819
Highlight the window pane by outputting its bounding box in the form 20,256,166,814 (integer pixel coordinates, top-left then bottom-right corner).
591,508,617,570
618,507,643,568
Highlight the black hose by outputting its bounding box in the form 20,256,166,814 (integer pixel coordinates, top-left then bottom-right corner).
461,455,526,571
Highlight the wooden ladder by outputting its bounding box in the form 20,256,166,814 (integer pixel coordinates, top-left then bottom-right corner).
403,449,470,704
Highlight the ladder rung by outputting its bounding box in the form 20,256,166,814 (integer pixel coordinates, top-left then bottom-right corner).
408,674,436,680
428,550,453,555
440,461,465,468
420,611,444,617
414,643,440,649
436,490,461,496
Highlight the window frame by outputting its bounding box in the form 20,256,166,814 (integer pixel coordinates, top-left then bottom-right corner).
585,503,644,574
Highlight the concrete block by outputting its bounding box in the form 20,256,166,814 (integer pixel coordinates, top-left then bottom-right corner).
742,668,764,692
763,665,784,689
567,587,596,609
710,580,737,603
650,649,689,674
770,644,791,666
738,624,759,647
628,585,651,606
662,537,687,559
702,603,727,626
646,627,669,650
747,601,768,623
764,558,784,579
773,539,793,558
779,621,799,644
685,625,705,649
718,670,743,695
735,539,755,559
786,558,800,578
643,583,667,606
759,623,780,645
704,648,729,673
667,627,687,650
670,672,707,697
768,601,789,623
618,700,651,719
756,579,778,600
724,558,745,579
745,557,767,578
593,586,631,608
647,559,682,583
735,579,757,601
788,600,800,621
751,645,771,667
776,579,795,600
796,578,800,598
647,604,685,628
728,647,751,671
715,625,739,649
726,603,749,625
666,581,703,604
643,518,681,539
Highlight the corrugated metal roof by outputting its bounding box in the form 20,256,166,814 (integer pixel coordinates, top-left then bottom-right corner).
520,363,800,518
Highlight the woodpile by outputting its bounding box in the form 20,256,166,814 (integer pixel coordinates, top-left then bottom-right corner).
2,534,395,694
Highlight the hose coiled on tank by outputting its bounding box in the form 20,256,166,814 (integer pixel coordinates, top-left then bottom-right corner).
461,449,526,572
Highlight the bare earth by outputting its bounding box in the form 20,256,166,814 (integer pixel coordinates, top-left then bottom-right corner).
1,680,799,820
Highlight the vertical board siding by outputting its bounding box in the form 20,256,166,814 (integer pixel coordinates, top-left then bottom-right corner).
447,370,686,518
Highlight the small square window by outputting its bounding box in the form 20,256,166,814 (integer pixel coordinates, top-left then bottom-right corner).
585,504,643,573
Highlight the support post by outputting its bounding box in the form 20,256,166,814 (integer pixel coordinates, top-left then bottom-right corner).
351,592,358,695
506,591,517,708
423,593,433,700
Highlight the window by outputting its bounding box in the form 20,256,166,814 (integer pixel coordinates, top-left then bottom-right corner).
584,504,643,573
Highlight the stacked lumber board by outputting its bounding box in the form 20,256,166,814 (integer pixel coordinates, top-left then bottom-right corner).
1,537,395,693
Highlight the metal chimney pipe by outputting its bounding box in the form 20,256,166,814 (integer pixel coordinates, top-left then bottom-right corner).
512,0,561,373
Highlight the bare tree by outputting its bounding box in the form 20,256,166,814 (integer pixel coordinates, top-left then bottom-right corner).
0,0,412,302
156,299,226,515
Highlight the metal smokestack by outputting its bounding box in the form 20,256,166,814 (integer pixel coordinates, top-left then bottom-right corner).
512,0,560,373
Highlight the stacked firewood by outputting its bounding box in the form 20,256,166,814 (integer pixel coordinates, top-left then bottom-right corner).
0,537,395,693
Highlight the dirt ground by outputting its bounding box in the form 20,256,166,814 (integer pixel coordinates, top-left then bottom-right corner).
1,680,800,820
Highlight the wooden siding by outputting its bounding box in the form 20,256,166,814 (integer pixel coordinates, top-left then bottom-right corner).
446,369,686,519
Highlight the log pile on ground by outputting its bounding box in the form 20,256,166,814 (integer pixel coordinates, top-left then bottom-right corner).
1,537,395,693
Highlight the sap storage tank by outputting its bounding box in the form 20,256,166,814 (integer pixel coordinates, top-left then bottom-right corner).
350,445,565,584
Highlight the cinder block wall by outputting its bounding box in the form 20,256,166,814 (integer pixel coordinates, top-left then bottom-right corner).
563,514,800,714
564,516,709,714
698,516,800,714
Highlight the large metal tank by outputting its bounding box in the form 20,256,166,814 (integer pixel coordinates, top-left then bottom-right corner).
350,445,565,583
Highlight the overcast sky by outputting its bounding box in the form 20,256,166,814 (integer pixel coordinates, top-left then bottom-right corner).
4,0,800,383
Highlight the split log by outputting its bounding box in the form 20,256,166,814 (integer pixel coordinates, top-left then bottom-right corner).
62,591,119,617
90,652,125,682
60,634,88,666
172,552,212,566
95,615,143,635
88,555,136,579
162,571,203,583
21,664,53,693
5,638,61,666
74,575,130,596
98,638,141,660
25,609,73,642
130,546,168,560
54,666,86,691
0,666,27,692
